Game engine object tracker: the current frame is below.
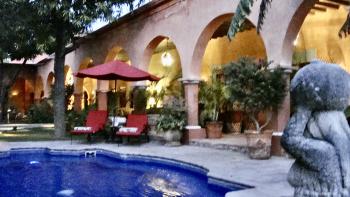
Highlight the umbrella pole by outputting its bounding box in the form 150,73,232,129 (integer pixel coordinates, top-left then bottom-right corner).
113,80,117,132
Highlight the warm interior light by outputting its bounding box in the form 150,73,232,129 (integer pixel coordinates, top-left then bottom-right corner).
148,97,156,108
11,91,19,96
293,34,300,46
161,52,173,67
67,75,74,85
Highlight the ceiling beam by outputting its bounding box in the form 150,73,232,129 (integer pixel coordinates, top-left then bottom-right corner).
326,0,350,6
312,6,327,12
316,1,340,9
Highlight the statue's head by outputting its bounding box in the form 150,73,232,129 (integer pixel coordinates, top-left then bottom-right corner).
291,60,350,111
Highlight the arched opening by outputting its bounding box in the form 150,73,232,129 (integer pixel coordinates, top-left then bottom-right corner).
9,77,35,113
75,58,97,109
291,3,350,72
46,72,55,95
194,14,267,133
199,14,267,81
145,36,182,109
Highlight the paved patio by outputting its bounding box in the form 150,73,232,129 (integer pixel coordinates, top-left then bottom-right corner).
190,134,248,154
0,140,294,197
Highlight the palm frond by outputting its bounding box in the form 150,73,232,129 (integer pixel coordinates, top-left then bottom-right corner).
339,11,350,38
227,0,254,40
257,0,272,33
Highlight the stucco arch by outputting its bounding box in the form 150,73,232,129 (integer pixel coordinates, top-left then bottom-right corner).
143,35,168,71
191,14,233,77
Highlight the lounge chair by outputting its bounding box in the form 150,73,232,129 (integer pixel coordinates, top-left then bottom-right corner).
70,110,108,142
116,114,149,143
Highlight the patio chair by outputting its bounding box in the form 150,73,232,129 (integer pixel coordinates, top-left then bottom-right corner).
116,114,149,143
70,110,108,143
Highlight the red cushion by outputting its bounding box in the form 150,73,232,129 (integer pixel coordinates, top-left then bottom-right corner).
116,114,148,136
71,110,107,135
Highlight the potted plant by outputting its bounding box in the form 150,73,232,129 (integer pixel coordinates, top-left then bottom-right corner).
199,67,226,138
156,97,186,146
223,57,287,159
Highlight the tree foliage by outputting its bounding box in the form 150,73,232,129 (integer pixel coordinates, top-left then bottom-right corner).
228,0,272,40
223,57,286,132
0,1,46,122
0,0,144,136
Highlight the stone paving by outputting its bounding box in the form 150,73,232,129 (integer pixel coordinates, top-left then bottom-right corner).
0,140,294,197
190,134,248,154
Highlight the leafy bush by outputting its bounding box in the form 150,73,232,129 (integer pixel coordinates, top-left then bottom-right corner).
133,87,147,114
223,57,287,132
27,99,54,123
156,107,186,132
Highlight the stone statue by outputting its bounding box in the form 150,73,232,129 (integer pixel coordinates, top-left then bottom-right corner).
281,61,350,197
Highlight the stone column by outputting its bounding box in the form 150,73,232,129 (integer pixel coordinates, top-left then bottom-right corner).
97,91,108,111
270,69,292,131
73,93,82,112
182,80,206,143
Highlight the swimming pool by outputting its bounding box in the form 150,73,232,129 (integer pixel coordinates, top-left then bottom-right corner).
0,148,250,197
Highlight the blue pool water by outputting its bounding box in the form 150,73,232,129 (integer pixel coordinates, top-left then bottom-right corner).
0,149,249,197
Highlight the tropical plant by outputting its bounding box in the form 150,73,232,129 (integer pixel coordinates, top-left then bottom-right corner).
146,81,166,112
156,108,186,132
199,67,226,124
229,0,350,39
223,57,286,132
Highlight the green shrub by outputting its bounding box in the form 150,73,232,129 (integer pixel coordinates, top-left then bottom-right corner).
223,57,287,132
27,99,54,123
156,107,186,132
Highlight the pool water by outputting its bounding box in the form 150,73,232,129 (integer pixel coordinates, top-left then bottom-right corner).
0,149,248,197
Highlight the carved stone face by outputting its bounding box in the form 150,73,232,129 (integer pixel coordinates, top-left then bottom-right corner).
291,60,350,111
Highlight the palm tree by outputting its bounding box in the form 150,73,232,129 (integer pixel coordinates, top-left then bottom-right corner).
228,0,350,39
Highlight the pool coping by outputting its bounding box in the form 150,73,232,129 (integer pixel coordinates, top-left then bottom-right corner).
0,147,253,195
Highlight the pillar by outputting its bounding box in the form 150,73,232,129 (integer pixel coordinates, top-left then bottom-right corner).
73,93,82,112
270,69,291,131
270,69,291,156
182,80,206,143
97,91,108,111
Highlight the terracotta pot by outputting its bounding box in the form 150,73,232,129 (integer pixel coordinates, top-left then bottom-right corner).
206,121,223,138
245,130,273,159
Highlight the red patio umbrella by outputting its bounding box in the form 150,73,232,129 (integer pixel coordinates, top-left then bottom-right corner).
75,60,160,81
75,60,160,131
